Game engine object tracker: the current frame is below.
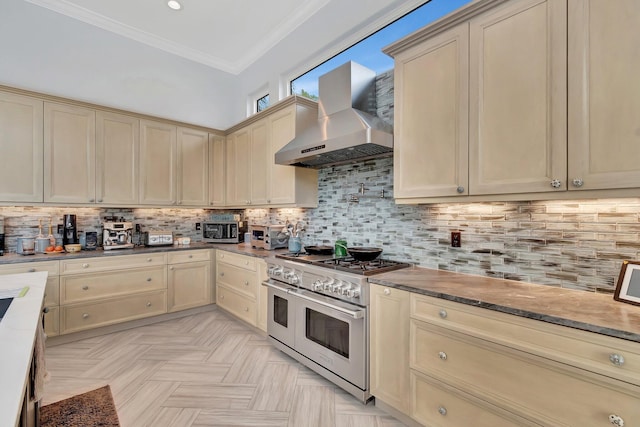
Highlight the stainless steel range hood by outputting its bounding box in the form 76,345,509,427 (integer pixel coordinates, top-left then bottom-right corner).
275,61,393,168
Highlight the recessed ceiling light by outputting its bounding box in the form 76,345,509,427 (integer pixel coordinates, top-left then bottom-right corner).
167,1,182,10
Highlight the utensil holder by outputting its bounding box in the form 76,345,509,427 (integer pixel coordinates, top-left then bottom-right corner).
288,237,302,253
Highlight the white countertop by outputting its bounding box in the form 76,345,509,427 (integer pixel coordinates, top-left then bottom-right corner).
0,271,47,427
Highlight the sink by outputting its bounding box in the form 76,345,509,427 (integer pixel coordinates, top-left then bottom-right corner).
0,297,13,321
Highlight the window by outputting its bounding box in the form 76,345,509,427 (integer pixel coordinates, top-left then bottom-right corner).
256,94,270,112
290,0,472,99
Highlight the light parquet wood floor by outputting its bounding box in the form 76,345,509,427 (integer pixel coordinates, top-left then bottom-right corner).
43,307,407,427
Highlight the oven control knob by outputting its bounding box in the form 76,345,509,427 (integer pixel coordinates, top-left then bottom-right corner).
332,281,345,294
351,289,361,298
323,279,335,291
313,280,324,291
271,266,283,277
341,285,352,296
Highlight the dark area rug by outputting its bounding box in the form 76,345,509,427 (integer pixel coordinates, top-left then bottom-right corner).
40,385,120,427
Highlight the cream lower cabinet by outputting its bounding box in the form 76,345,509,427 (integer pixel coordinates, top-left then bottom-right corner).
406,294,640,426
369,284,411,414
59,253,167,334
215,250,267,331
0,261,60,337
0,90,43,203
167,249,211,312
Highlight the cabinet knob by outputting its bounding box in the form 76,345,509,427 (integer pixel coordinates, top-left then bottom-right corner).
97,199,103,203
439,309,447,319
146,302,152,307
383,288,391,296
82,263,89,268
89,198,94,202
609,414,624,426
220,254,224,259
220,272,225,277
220,295,225,300
267,199,271,203
572,178,584,188
244,280,249,286
147,258,152,262
42,307,50,314
456,186,464,194
28,268,36,273
82,285,89,290
438,406,447,416
82,313,89,319
609,353,625,366
169,266,174,270
550,179,562,189
244,307,249,312
438,351,448,361
147,278,152,282
245,261,249,265
189,255,193,258
177,201,182,205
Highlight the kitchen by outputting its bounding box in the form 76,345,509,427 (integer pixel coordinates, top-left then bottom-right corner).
2,0,640,426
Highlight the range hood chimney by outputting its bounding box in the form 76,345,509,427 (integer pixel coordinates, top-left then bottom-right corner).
275,61,393,168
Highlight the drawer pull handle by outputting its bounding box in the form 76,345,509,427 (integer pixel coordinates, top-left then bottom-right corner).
82,285,89,290
609,354,625,366
438,351,448,361
244,307,249,312
383,288,391,296
439,309,447,319
82,313,89,319
146,302,152,307
28,268,36,273
438,406,447,416
147,278,152,282
609,414,624,426
244,281,249,286
82,263,89,268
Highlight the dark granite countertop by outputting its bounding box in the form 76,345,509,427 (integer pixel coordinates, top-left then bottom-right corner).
0,242,284,265
368,266,640,344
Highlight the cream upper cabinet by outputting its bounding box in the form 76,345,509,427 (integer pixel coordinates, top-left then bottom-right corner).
96,111,139,205
139,119,176,205
268,104,318,206
208,134,225,207
44,102,96,203
392,24,469,198
469,0,567,195
370,284,411,414
249,119,269,206
225,128,251,206
176,126,208,207
568,0,640,191
0,91,43,203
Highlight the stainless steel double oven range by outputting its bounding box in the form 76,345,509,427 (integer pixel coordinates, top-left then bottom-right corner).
262,253,410,403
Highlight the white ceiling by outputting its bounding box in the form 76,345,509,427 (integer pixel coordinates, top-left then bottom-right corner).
22,0,419,75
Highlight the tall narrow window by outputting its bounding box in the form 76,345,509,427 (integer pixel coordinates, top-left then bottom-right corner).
257,94,270,112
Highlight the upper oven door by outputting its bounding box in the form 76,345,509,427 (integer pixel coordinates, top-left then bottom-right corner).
263,280,296,349
293,290,367,390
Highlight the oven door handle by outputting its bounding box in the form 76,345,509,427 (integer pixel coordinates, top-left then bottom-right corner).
262,280,292,293
293,290,365,320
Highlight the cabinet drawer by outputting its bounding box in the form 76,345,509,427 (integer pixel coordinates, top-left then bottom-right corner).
216,262,257,299
60,253,166,275
44,277,59,306
60,290,167,334
411,293,640,385
216,251,257,271
60,266,166,304
411,370,531,427
0,260,59,275
216,284,257,326
44,306,59,337
168,249,211,264
411,319,640,427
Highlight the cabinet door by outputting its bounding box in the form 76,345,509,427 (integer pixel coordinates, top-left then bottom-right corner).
370,284,411,413
568,0,640,190
394,24,469,198
268,106,298,204
225,129,251,206
168,260,211,312
139,119,176,205
176,126,208,206
96,111,139,205
44,102,96,203
0,91,43,202
208,134,225,207
249,119,269,206
469,0,567,195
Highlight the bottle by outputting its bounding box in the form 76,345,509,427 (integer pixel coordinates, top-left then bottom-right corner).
48,220,56,247
335,239,348,257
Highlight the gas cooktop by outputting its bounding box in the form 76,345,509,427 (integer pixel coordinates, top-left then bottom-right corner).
275,253,411,276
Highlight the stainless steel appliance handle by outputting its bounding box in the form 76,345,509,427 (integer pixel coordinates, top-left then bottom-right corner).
262,280,292,293
294,290,365,319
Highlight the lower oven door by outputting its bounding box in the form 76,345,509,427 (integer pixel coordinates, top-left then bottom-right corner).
263,280,296,349
293,289,367,390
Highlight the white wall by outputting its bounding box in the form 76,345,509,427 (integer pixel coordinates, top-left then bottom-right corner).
0,0,238,129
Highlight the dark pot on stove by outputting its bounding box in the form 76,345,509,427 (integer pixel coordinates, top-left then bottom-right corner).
347,247,383,261
304,245,333,255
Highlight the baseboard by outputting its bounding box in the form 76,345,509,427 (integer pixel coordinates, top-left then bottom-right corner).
375,399,422,427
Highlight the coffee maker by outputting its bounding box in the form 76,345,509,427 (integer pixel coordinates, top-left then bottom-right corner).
62,214,78,246
102,220,134,250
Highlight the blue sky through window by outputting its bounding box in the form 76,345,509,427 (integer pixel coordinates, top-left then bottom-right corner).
291,0,472,98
